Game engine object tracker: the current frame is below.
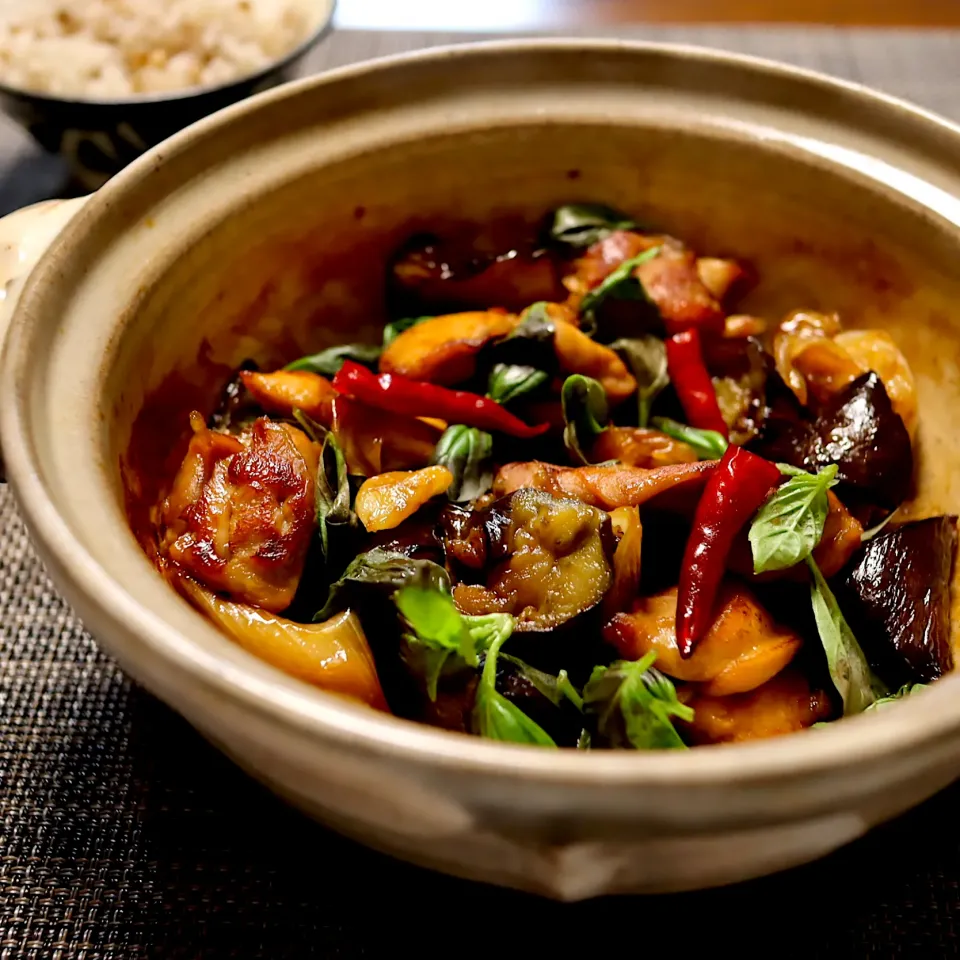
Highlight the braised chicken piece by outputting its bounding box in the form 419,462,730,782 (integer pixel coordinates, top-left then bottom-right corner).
590,427,698,469
605,582,802,696
240,369,337,425
551,319,637,403
158,412,319,612
379,310,517,385
680,670,833,745
493,460,715,512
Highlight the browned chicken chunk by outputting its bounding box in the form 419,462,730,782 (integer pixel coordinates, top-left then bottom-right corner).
158,412,319,612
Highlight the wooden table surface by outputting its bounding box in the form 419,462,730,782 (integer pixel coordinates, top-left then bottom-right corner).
334,0,960,30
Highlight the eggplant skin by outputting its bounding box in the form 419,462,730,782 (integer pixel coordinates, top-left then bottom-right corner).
835,516,958,685
751,371,914,522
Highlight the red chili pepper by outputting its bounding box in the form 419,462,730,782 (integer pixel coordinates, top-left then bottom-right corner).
332,361,549,439
675,445,781,658
665,329,729,438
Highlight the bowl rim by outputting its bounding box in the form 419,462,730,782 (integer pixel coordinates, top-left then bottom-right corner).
6,35,960,788
0,0,336,108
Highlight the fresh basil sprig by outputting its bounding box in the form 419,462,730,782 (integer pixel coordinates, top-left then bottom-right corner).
548,203,639,251
473,630,558,747
285,343,381,377
583,652,692,750
395,582,513,700
382,314,434,347
807,555,886,715
610,335,668,428
578,246,662,336
430,425,494,503
651,416,729,461
561,374,608,465
749,464,838,574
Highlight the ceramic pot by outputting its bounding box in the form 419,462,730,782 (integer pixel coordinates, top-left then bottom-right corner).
2,40,960,899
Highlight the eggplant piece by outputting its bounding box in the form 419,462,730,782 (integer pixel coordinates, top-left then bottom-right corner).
834,516,958,686
363,502,447,566
389,233,565,315
207,359,262,433
701,336,769,445
750,371,913,524
447,488,618,678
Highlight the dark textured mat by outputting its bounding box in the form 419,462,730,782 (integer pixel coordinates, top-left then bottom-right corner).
2,27,960,959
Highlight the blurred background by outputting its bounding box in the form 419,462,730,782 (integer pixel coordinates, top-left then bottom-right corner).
334,0,960,28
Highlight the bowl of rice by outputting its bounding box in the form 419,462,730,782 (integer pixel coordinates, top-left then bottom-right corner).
0,0,336,190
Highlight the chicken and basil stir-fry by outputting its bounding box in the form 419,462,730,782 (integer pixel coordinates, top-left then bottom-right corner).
151,203,957,749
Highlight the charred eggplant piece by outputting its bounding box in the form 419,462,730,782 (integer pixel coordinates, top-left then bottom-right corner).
834,516,958,686
389,233,565,315
447,488,617,678
702,336,769,445
208,359,262,433
751,372,913,523
363,502,448,565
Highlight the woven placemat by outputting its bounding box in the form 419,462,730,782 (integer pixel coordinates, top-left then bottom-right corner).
3,27,960,959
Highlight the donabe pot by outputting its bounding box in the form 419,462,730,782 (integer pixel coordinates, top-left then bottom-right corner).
2,40,960,899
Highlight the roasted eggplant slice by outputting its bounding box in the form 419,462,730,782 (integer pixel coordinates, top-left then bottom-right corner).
207,359,262,433
448,488,617,676
751,371,914,523
834,516,958,685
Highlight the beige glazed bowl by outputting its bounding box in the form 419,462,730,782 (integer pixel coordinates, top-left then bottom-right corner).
3,39,960,900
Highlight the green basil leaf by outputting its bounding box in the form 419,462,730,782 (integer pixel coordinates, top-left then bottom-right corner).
314,548,451,622
650,416,729,460
431,424,494,503
396,585,477,663
583,652,692,750
806,556,886,715
285,343,381,376
576,729,592,750
473,630,557,747
382,315,433,347
548,203,639,250
609,335,669,427
396,577,514,701
499,654,584,711
863,682,928,711
749,465,838,574
487,364,550,406
561,374,609,465
578,246,662,336
313,430,358,563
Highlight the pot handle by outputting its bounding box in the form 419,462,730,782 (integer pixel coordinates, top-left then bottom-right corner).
0,196,89,481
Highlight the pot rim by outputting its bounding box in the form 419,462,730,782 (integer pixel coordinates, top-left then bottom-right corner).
5,36,960,788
